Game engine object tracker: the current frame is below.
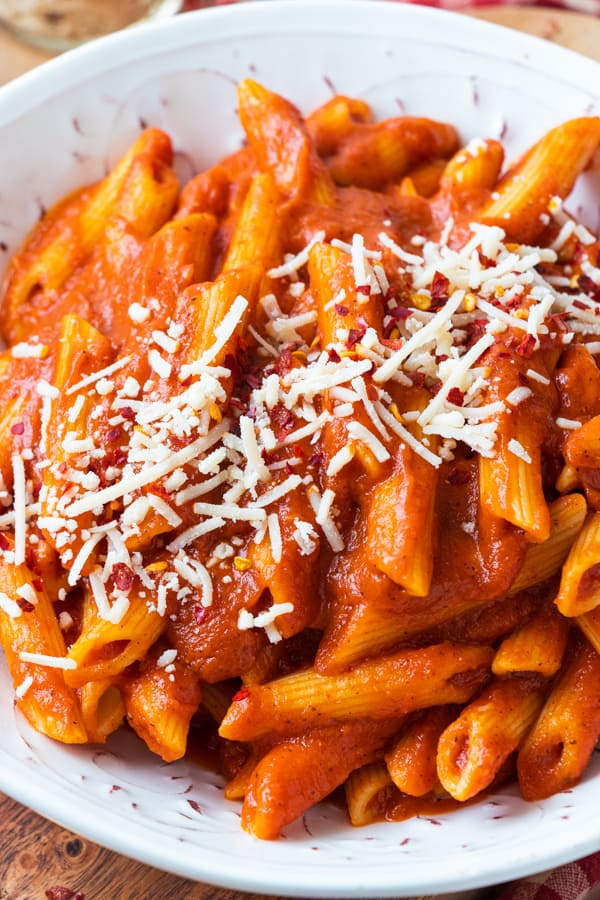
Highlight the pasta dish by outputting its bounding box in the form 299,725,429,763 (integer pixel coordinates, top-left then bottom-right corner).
0,80,599,839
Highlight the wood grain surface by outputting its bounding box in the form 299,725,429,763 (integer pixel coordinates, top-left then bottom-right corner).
0,792,253,900
0,5,599,899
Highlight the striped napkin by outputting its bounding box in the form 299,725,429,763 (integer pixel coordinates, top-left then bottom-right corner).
493,853,600,900
183,0,600,15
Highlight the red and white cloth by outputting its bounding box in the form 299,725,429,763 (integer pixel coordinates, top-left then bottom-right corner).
396,0,600,16
395,0,600,16
495,852,600,900
183,0,600,16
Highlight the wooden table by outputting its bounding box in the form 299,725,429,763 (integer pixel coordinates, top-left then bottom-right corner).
1,6,600,898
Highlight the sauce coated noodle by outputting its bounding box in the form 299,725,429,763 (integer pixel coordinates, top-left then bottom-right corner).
1,81,600,839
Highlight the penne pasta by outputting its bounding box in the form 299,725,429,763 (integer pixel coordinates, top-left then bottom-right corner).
517,633,600,800
576,604,600,654
508,494,587,595
65,585,167,687
345,762,395,827
1,129,177,343
78,677,125,744
555,511,600,616
219,642,493,742
480,117,600,243
241,719,400,839
437,676,547,802
492,603,570,677
237,79,335,206
122,652,202,762
0,538,87,743
385,706,457,797
0,81,599,839
325,116,459,189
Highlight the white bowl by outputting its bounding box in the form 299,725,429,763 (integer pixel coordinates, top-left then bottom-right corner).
0,2,599,895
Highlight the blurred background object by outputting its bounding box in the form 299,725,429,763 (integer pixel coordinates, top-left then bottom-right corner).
0,0,183,51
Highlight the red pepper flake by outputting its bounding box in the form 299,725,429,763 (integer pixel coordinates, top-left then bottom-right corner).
508,296,526,313
308,451,324,468
517,371,529,387
381,337,403,351
112,562,134,592
114,447,128,465
120,406,135,421
347,326,366,349
435,354,449,363
0,533,10,551
149,483,170,502
429,379,442,396
465,319,488,344
447,467,470,486
430,271,450,307
106,427,122,444
408,371,426,389
572,299,591,312
16,597,35,612
270,403,295,439
447,387,465,407
45,889,84,900
327,347,341,363
232,688,250,703
356,284,371,296
516,334,536,359
334,304,349,316
388,305,412,321
194,605,207,626
577,273,600,303
10,422,24,436
32,578,43,592
276,347,294,376
478,252,495,268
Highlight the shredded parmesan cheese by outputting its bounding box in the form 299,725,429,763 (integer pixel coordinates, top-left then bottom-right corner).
18,652,77,670
507,439,532,464
0,591,22,618
11,453,26,566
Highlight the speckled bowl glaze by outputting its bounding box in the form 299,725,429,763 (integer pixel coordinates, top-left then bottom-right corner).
0,2,599,894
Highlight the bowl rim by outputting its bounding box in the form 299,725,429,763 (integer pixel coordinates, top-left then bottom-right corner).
1,0,600,124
